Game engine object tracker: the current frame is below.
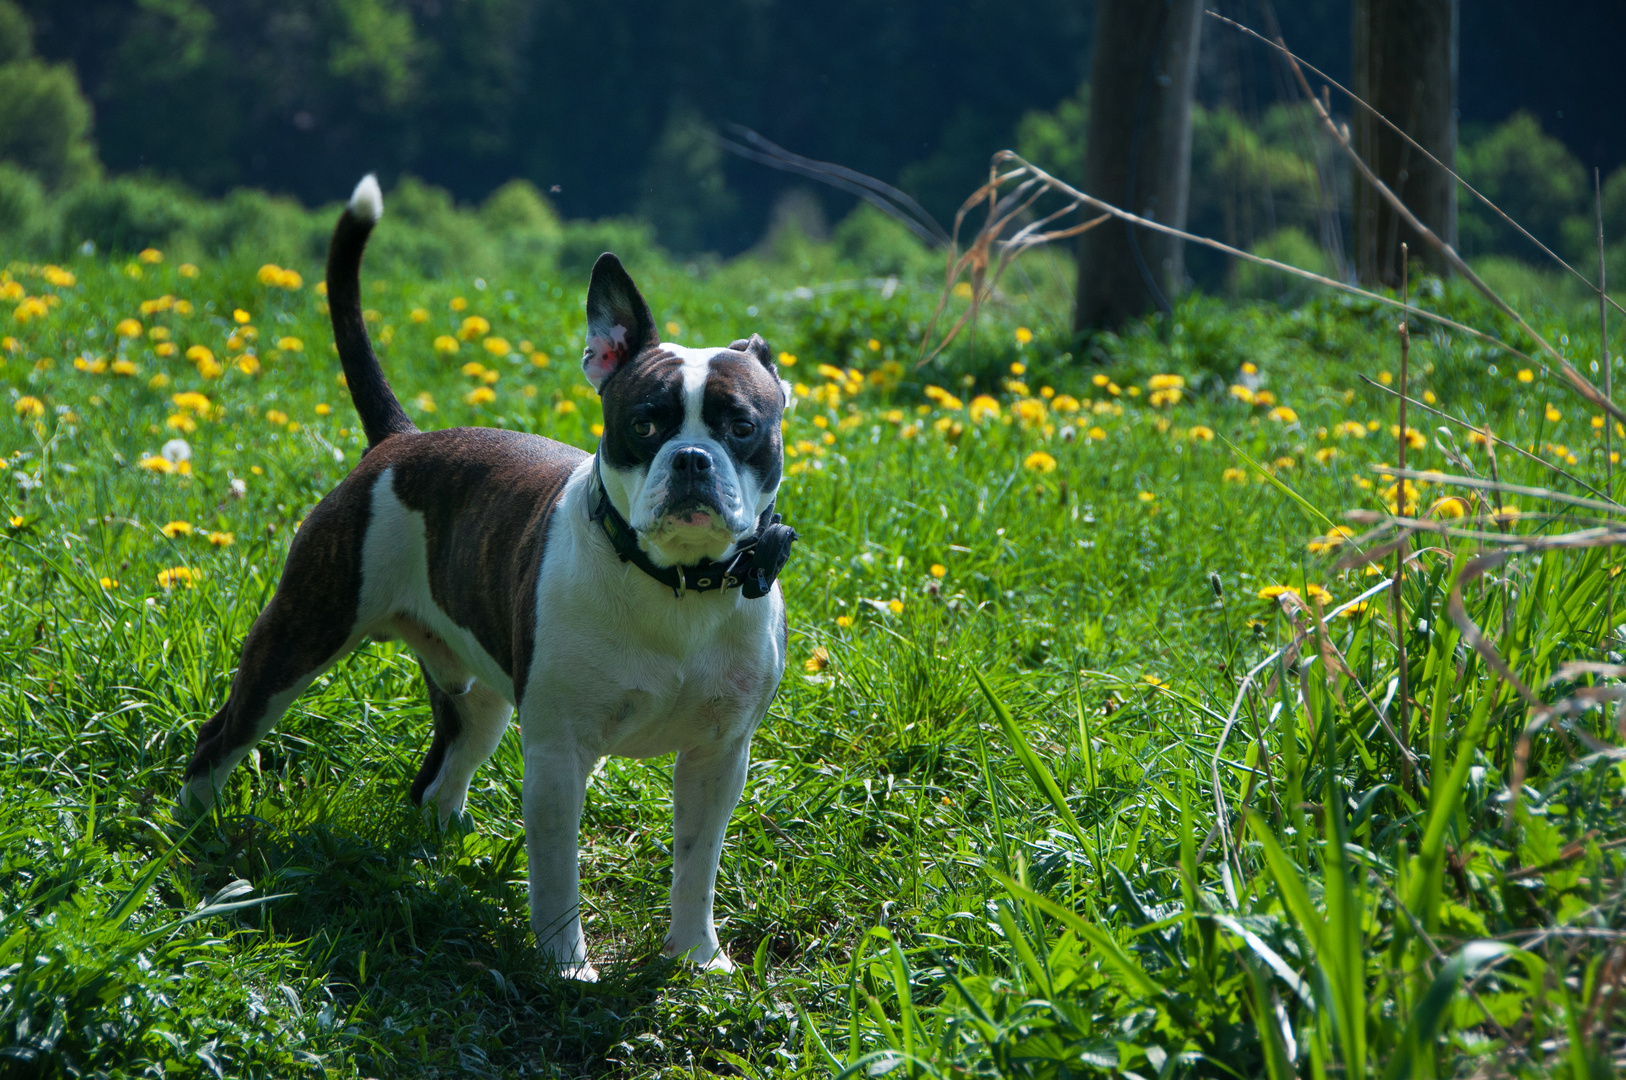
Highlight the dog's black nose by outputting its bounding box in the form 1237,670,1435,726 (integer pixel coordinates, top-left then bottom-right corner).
671,446,713,474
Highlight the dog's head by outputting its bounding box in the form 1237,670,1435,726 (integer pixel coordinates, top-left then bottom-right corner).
582,253,790,568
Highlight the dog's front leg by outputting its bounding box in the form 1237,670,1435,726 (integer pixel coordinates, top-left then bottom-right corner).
521,738,596,980
664,735,752,972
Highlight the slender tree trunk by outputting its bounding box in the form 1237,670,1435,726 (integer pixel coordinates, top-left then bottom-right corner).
1074,0,1203,333
1351,0,1459,286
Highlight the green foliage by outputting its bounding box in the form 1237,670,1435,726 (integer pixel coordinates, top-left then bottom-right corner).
637,107,740,255
0,160,48,245
480,178,563,264
831,204,937,279
1014,82,1089,184
1235,226,1334,305
1459,111,1590,259
59,175,202,256
0,56,98,190
0,0,30,64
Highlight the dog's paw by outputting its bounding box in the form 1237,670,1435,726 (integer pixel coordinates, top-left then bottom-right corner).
558,961,599,983
663,938,735,974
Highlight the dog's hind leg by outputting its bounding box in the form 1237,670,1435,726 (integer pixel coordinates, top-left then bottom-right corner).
178,594,366,813
179,488,375,813
409,661,512,822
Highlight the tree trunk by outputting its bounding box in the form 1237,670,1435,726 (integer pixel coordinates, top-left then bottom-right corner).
1351,0,1459,286
1074,0,1203,333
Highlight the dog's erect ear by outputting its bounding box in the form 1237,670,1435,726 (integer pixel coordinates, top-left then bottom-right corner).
730,334,791,408
583,253,658,391
728,334,774,373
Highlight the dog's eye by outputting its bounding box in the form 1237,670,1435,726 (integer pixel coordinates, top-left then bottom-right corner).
730,420,755,438
632,420,656,438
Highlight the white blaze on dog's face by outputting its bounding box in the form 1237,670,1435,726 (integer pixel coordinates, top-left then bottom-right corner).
581,253,790,567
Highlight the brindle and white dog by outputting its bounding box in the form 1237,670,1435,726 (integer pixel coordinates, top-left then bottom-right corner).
178,175,795,980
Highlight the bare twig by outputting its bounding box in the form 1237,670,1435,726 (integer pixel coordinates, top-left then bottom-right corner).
920,155,1547,373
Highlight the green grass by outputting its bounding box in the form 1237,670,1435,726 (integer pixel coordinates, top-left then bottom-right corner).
2,242,1625,1078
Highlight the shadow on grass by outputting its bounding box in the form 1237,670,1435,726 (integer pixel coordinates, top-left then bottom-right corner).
170,801,748,1076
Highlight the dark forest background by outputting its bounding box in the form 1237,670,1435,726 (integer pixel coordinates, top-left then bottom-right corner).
2,0,1625,287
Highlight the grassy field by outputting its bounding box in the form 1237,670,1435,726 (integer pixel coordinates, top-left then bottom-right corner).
2,238,1625,1078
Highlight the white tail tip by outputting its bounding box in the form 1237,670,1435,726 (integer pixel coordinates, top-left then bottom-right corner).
348,174,383,222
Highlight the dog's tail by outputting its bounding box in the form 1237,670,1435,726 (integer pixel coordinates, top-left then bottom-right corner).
326,174,416,448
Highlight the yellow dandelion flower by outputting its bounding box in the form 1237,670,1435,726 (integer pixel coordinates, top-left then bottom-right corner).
1241,362,1257,375
99,576,118,589
315,403,331,416
137,455,173,474
1382,479,1421,515
968,395,1001,422
138,248,163,264
1086,425,1106,440
1023,450,1058,473
1429,496,1469,519
410,308,430,324
1254,390,1277,406
256,264,284,285
1378,371,1393,385
930,564,947,578
1137,491,1155,502
1258,584,1300,600
111,359,137,376
1052,394,1079,412
1222,467,1247,483
14,395,44,418
1228,384,1256,404
157,566,197,589
207,531,234,547
1389,425,1427,450
178,263,199,278
465,386,497,406
888,599,904,615
115,317,142,337
483,336,511,355
160,520,193,538
1148,373,1185,390
458,315,491,341
1142,674,1167,688
233,309,251,324
952,281,974,299
1544,404,1562,423
155,342,176,357
265,409,288,426
778,351,796,366
804,646,830,672
413,392,437,413
1516,369,1534,383
1307,526,1355,553
1267,406,1298,423
836,615,853,628
278,337,304,352
235,355,259,375
1014,327,1033,345
185,345,214,365
434,335,459,353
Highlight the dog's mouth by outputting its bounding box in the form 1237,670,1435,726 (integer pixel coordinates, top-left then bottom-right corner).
656,500,729,533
